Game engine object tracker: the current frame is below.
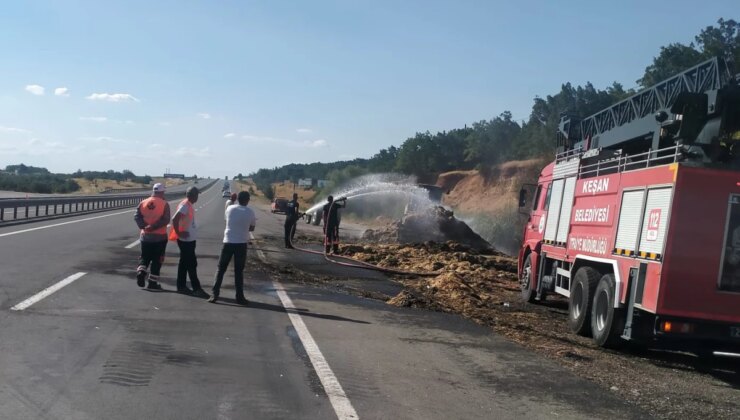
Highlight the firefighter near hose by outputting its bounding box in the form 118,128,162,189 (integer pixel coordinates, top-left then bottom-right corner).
322,195,346,254
284,193,301,249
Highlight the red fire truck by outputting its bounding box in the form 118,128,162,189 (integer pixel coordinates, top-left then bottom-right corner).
518,56,740,353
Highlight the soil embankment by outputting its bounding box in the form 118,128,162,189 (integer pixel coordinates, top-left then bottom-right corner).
438,159,543,214
436,159,544,255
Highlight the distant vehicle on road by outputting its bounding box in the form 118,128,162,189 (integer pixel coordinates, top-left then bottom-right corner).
271,197,288,214
222,190,231,198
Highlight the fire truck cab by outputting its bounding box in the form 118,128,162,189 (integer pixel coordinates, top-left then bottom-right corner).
519,56,740,352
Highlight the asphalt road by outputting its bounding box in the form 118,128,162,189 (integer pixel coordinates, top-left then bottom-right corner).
0,183,646,419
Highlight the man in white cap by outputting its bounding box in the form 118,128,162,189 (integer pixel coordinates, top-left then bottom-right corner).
134,183,171,290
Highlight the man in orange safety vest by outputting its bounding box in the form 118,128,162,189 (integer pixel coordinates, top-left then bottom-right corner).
134,183,171,290
170,186,209,298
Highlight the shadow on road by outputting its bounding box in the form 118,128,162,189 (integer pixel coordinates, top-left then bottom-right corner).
212,297,371,324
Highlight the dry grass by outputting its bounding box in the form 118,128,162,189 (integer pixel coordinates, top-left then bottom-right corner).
72,177,187,194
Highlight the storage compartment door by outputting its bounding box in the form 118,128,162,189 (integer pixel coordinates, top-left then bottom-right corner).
615,189,646,253
556,177,576,244
544,179,564,243
638,187,673,257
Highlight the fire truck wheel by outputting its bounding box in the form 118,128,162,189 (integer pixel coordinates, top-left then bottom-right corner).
591,273,625,348
568,266,600,336
520,254,537,303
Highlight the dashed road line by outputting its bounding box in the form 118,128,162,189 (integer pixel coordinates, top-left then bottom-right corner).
249,232,358,420
11,272,87,311
125,239,140,249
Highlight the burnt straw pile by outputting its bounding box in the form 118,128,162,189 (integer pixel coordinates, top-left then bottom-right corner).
361,206,491,251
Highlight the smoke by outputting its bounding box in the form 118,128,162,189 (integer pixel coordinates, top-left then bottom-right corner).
457,203,526,256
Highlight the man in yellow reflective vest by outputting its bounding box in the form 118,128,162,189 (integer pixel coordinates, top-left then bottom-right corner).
134,183,171,289
170,186,209,298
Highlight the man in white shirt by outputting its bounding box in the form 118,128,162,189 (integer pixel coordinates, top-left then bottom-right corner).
171,186,209,298
209,191,256,304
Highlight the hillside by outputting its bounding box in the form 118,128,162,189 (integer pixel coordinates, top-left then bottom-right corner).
436,159,545,255
438,159,543,214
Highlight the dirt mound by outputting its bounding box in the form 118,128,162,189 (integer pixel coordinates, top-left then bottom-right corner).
440,159,543,215
361,206,492,251
436,170,476,193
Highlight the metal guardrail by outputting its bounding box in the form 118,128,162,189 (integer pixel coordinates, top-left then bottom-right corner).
0,180,217,224
578,144,685,177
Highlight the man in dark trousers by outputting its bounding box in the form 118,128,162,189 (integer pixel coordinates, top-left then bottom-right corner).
322,195,346,254
170,186,210,298
284,193,300,249
134,183,170,290
209,191,256,305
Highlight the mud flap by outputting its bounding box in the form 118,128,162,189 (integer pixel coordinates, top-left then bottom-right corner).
622,263,648,340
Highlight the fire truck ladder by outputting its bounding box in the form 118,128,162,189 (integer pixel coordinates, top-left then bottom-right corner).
557,57,736,155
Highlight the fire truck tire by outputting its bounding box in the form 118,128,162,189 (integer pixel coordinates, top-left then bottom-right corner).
591,273,625,348
568,266,600,336
520,254,537,303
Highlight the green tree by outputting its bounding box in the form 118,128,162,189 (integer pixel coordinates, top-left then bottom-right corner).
395,132,441,181
464,112,521,168
694,18,740,64
639,19,739,88
638,43,704,88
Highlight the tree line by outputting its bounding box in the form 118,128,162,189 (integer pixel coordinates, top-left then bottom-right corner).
0,164,155,194
71,169,153,185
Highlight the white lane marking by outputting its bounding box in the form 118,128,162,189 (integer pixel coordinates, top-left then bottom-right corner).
0,210,133,238
125,239,140,249
250,232,267,261
196,196,217,211
250,232,358,420
11,272,87,311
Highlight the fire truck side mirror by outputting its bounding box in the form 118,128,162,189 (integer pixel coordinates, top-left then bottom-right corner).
518,188,527,208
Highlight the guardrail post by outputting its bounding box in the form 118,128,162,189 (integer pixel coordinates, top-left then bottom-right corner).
25,204,29,219
0,207,4,221
14,207,18,220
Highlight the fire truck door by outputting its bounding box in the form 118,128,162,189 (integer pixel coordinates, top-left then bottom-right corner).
527,183,548,242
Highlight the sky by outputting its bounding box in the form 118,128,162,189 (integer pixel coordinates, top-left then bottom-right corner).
0,0,737,178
